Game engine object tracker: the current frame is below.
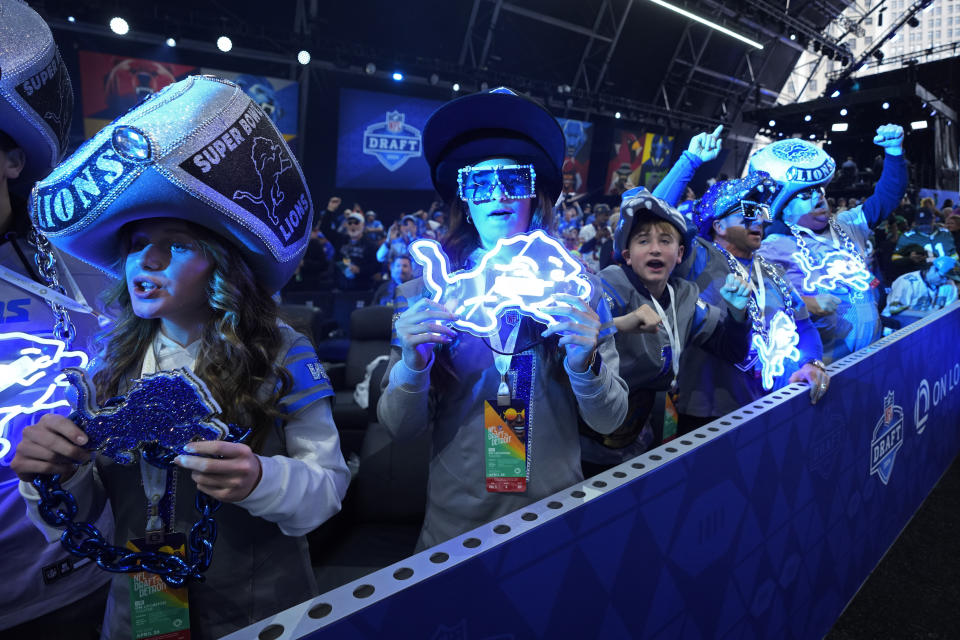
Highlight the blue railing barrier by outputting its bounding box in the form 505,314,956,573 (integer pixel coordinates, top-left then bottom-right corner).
226,304,960,640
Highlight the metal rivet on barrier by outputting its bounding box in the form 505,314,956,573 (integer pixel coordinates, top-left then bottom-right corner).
308,603,332,619
259,624,285,640
353,585,375,599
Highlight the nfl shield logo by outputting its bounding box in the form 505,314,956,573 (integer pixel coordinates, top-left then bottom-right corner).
386,111,404,133
883,391,894,425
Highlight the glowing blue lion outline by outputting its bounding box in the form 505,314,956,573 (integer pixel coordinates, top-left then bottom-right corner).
752,310,801,391
1,332,90,463
792,248,872,294
409,230,593,337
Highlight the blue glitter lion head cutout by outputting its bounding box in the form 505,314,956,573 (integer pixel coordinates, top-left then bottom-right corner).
409,230,593,337
64,367,236,466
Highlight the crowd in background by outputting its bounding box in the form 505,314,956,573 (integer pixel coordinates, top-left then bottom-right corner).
281,184,960,328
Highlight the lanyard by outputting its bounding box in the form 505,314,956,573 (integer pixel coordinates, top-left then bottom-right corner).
753,260,766,313
139,339,176,534
648,283,681,383
0,263,96,315
490,320,522,405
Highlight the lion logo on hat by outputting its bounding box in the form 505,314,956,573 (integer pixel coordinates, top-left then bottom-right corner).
233,136,293,226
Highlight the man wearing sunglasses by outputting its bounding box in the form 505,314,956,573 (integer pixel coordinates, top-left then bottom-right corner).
674,173,828,433
335,211,379,291
751,125,908,362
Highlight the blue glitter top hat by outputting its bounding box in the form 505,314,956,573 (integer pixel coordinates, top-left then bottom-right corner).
0,0,74,195
693,171,779,238
29,75,313,293
423,87,565,201
748,139,836,219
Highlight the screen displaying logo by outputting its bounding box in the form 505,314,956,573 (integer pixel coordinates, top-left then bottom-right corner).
335,89,441,190
363,110,423,171
870,390,904,485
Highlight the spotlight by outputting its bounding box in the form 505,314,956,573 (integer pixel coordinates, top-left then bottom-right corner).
922,101,927,108
67,16,76,23
216,36,232,52
804,114,812,122
615,111,622,119
882,102,890,110
165,37,177,47
392,71,404,81
769,119,776,127
364,62,377,75
832,123,849,132
931,109,937,116
910,120,928,130
790,33,797,41
452,82,461,92
840,108,848,116
109,17,129,35
429,73,439,86
873,50,884,62
297,50,311,65
907,16,920,27
809,134,816,139
831,90,841,98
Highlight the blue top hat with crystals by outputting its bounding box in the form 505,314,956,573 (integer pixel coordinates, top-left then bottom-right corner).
748,139,836,219
30,75,313,293
0,0,74,195
423,87,565,201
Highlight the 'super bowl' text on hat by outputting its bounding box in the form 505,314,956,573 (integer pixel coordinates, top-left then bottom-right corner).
748,139,836,218
30,75,313,293
0,0,74,194
422,87,565,201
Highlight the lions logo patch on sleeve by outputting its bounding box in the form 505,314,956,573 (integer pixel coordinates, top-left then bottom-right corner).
306,360,329,384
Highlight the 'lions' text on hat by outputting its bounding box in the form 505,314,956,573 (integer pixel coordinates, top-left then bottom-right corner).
30,75,313,293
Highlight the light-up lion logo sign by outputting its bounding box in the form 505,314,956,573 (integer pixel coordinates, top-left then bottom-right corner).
793,249,872,294
409,230,593,337
0,332,89,470
752,310,801,391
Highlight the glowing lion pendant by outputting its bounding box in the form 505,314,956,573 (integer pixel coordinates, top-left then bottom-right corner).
409,230,593,337
64,367,232,466
792,249,872,294
753,310,801,391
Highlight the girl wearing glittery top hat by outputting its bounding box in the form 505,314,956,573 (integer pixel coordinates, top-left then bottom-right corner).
377,87,629,551
12,76,349,640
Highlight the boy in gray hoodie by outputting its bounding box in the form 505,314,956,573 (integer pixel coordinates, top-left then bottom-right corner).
581,189,752,472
